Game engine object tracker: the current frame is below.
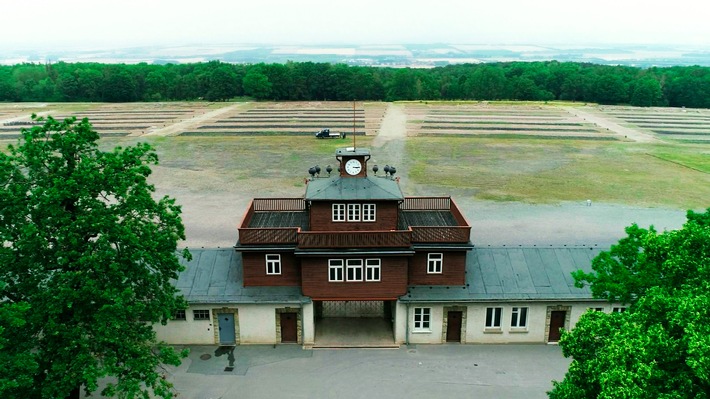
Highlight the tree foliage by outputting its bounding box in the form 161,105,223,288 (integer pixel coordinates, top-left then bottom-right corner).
2,61,710,107
0,115,190,399
550,210,710,399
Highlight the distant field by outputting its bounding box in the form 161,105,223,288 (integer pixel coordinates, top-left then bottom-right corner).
1,101,709,210
597,105,710,143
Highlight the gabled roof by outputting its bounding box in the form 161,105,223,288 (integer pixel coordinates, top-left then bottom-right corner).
401,246,605,302
305,175,404,201
174,249,307,304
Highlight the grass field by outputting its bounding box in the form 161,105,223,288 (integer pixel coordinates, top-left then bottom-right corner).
404,137,710,208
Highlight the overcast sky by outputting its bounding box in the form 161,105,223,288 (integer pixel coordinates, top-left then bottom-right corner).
2,0,708,50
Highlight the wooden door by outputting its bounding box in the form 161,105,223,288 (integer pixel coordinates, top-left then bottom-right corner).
446,311,462,342
548,311,566,342
280,313,298,343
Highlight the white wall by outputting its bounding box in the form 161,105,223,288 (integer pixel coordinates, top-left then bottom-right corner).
466,303,548,344
238,304,277,344
154,306,218,345
155,303,306,345
302,302,315,345
406,304,444,344
399,301,610,344
393,301,407,344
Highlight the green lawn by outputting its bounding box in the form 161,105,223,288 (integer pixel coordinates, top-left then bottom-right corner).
404,137,710,208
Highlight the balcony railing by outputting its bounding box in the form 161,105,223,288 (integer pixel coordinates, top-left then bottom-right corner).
238,227,299,245
237,196,472,247
298,230,412,248
410,226,471,243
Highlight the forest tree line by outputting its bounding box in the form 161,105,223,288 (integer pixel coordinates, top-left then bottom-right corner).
1,60,709,108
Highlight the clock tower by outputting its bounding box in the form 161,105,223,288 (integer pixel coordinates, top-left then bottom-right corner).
336,147,370,178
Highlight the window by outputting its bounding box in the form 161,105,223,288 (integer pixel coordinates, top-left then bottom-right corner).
332,204,345,222
266,254,281,275
485,307,502,328
347,204,361,221
328,259,344,282
427,253,443,274
346,259,363,281
362,204,376,222
591,307,604,312
510,307,528,328
612,307,627,313
173,310,186,321
414,307,431,331
365,259,381,282
193,310,210,321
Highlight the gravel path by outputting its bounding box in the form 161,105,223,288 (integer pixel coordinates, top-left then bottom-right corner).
145,103,246,136
564,106,658,142
372,103,412,191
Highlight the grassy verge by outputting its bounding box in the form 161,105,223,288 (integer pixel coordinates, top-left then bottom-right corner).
404,137,710,208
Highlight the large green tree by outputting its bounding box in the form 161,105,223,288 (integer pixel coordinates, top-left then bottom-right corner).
549,210,710,399
0,115,190,399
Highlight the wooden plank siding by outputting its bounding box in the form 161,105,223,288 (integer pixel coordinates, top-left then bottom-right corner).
301,257,409,300
309,201,399,231
242,252,301,286
408,251,467,286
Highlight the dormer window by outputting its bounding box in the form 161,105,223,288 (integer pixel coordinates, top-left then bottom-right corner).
363,204,376,222
347,204,361,221
332,204,345,222
332,203,376,222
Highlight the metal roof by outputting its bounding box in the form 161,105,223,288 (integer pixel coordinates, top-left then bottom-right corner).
398,210,458,228
401,246,605,302
335,147,371,158
174,247,605,305
175,249,308,304
248,211,308,229
305,175,404,201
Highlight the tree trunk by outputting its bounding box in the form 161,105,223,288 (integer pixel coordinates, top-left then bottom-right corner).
66,386,80,399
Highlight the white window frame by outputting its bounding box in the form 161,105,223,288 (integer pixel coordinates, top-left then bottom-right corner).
332,204,345,222
427,253,443,274
328,259,344,282
413,307,431,331
510,307,528,328
590,307,604,312
612,307,627,313
346,259,363,282
365,258,381,282
485,307,502,329
173,310,186,321
265,254,281,275
193,309,210,321
347,203,361,222
362,203,376,222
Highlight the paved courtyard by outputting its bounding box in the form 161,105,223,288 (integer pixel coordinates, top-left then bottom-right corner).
152,344,570,399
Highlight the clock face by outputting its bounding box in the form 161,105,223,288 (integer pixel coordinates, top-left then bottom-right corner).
344,159,362,176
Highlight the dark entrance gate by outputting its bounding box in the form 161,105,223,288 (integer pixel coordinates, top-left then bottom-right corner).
446,311,463,342
548,311,566,342
280,312,298,343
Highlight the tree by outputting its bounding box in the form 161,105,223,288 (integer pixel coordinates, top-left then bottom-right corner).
242,67,273,99
549,210,710,399
592,73,629,104
466,65,506,100
630,76,663,107
0,115,190,399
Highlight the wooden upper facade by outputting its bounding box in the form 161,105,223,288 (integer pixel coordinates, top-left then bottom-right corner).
235,148,472,300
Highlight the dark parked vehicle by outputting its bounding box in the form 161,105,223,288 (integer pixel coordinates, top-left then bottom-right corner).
315,128,346,139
